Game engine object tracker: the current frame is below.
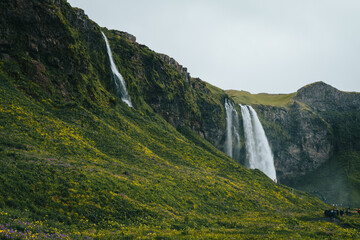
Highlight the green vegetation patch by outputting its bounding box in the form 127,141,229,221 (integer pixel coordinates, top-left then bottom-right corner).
227,90,296,107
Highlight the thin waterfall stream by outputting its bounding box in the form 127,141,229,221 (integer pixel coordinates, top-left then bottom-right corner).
224,99,241,160
102,31,132,107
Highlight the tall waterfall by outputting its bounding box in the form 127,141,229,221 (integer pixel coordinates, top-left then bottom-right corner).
240,105,277,181
102,32,132,107
224,99,240,159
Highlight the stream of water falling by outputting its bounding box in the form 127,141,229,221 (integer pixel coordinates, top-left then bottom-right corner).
240,104,277,181
102,31,132,107
224,99,240,159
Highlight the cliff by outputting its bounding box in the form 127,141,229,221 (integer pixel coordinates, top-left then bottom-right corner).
0,0,231,150
294,81,360,112
228,82,360,206
99,29,231,150
1,0,110,105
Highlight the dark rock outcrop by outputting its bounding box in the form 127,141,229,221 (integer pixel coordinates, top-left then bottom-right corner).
0,0,110,104
157,53,191,83
113,30,137,43
294,81,360,112
255,102,332,183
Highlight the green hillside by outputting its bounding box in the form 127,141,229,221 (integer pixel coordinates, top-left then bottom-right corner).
0,0,359,239
1,68,349,239
226,90,296,107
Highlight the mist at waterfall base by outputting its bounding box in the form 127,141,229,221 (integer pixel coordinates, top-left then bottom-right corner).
224,99,241,160
102,32,132,107
240,105,277,181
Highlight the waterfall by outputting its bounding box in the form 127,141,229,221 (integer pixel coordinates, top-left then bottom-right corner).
102,31,132,107
224,99,241,159
224,99,234,157
240,105,277,181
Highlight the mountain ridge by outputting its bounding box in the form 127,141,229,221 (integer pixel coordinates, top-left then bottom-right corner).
227,82,360,206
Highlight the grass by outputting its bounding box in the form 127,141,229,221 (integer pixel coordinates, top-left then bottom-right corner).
226,90,296,107
0,207,359,239
1,64,359,238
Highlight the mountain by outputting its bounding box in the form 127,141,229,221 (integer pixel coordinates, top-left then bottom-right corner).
1,0,359,238
228,82,360,206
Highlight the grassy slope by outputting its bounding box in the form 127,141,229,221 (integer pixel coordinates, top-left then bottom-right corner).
1,66,359,239
0,1,359,239
226,90,296,107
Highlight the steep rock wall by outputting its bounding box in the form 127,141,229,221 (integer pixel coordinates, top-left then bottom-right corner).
0,0,113,105
246,82,360,205
101,30,230,149
1,0,230,153
255,102,332,184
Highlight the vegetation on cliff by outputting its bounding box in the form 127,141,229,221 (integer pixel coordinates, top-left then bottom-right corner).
227,90,296,107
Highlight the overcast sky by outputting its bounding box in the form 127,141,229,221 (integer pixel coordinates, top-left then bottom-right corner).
68,0,360,93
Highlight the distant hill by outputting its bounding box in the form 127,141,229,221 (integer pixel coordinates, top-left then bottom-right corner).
227,90,296,107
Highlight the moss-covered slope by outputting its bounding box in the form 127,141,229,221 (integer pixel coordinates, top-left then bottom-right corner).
227,90,296,107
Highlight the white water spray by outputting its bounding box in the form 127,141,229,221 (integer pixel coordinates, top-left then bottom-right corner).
102,31,132,107
224,99,240,159
240,105,277,181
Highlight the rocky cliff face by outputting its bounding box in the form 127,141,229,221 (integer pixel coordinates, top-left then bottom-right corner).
1,0,112,105
294,81,360,112
157,53,191,83
97,30,230,150
0,0,230,154
255,101,332,183
246,82,360,205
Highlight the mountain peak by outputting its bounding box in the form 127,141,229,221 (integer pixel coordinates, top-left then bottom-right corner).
297,81,337,93
295,81,360,112
295,81,338,100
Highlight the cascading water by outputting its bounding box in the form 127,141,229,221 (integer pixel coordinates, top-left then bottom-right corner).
224,99,234,157
224,99,241,159
240,104,277,181
102,31,132,107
